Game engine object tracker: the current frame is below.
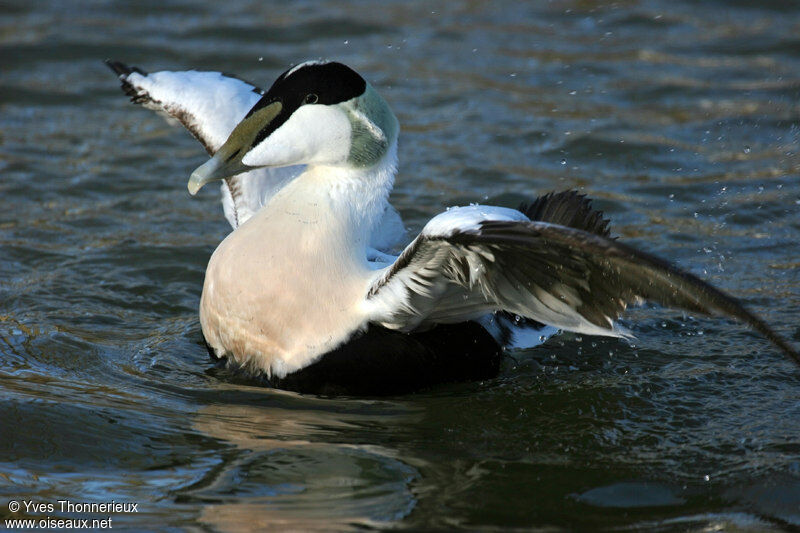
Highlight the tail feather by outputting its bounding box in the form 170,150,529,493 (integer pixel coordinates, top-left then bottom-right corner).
520,190,611,238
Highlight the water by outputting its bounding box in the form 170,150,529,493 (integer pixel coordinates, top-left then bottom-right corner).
2,0,800,530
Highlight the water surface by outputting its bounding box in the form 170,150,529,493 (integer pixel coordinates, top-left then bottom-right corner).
2,0,800,530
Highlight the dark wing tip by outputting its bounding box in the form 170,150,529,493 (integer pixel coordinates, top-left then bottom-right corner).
104,59,148,77
104,60,151,103
477,218,800,368
731,305,800,367
520,190,611,238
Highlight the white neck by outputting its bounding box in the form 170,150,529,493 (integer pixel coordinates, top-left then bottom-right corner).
265,140,398,259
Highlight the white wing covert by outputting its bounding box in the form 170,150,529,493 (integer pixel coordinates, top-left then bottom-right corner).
106,60,263,153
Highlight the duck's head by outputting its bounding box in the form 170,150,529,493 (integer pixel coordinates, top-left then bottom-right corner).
188,61,399,195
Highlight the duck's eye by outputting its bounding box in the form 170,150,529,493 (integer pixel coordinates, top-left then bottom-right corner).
303,93,319,105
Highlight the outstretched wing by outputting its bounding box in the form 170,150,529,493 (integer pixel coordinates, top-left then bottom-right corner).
105,60,264,153
365,203,799,365
106,60,289,228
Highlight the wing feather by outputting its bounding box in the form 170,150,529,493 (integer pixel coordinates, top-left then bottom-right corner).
105,60,263,153
106,60,279,228
366,205,799,365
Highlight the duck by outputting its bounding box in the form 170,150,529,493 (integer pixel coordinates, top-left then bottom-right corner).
109,59,800,395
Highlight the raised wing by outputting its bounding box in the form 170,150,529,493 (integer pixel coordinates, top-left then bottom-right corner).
366,195,799,365
106,60,286,228
105,60,263,153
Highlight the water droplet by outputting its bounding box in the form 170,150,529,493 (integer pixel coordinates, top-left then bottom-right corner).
743,146,751,154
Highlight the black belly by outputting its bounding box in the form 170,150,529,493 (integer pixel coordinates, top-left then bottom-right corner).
207,322,503,396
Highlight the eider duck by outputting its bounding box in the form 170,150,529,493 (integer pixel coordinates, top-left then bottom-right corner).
109,60,800,395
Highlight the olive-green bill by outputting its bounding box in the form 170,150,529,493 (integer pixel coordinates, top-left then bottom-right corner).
188,101,283,195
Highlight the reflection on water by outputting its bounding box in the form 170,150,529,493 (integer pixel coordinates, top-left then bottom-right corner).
1,0,800,530
191,397,417,531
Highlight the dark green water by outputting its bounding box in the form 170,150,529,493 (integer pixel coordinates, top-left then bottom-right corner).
2,0,800,530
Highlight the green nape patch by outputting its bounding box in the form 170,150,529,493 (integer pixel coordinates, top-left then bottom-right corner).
347,84,398,167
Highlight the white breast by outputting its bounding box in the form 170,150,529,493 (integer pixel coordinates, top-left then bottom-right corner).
199,178,373,378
